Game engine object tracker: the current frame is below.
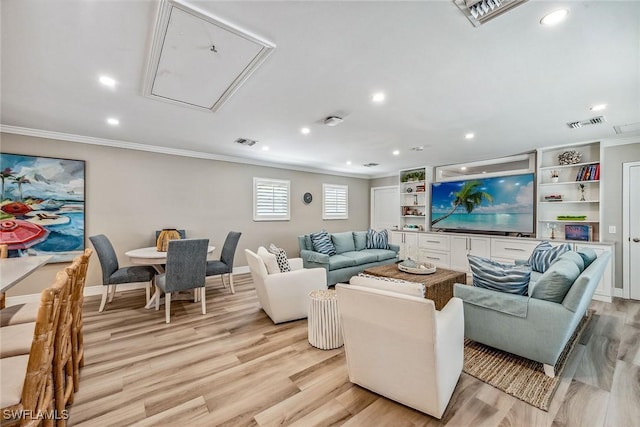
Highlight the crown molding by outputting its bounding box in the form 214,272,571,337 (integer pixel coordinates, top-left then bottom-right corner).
0,125,369,179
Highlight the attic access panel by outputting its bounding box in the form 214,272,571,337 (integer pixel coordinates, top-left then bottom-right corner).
144,0,275,112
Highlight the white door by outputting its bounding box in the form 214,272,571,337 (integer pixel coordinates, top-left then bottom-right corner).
625,163,640,300
371,186,398,230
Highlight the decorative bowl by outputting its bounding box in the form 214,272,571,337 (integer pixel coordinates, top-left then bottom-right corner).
398,262,436,275
558,150,582,165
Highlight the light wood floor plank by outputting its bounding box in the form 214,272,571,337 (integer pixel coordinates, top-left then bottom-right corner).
66,274,639,426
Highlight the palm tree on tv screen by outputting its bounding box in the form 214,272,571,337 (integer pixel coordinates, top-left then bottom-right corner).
431,180,493,226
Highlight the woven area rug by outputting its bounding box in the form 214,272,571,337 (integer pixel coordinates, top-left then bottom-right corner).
462,311,592,411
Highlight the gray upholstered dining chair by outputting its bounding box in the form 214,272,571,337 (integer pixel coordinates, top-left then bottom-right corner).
89,234,157,312
205,231,241,294
155,238,209,323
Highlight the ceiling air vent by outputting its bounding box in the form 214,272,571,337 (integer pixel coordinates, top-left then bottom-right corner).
235,138,257,146
453,0,529,27
566,116,606,129
410,146,425,151
363,163,380,168
613,122,640,135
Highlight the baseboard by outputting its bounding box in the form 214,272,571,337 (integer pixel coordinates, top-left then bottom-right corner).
5,266,251,306
613,287,627,299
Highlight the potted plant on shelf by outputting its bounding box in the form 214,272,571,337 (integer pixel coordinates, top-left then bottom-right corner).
550,170,560,183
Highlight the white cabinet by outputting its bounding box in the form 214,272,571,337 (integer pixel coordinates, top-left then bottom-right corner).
574,243,613,302
537,142,601,241
390,231,418,261
491,238,541,264
450,235,490,272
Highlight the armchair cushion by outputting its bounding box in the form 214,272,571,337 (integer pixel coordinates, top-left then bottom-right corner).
331,232,356,254
365,248,398,262
269,244,291,272
556,251,585,272
257,246,280,274
328,254,357,270
454,284,529,317
530,259,581,303
310,229,336,255
340,250,378,264
467,255,531,296
527,241,571,273
577,247,597,268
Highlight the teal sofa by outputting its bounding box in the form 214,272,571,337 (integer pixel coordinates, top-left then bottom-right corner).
453,249,611,377
298,231,399,286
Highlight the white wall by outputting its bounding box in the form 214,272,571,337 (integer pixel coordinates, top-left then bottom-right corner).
1,132,371,296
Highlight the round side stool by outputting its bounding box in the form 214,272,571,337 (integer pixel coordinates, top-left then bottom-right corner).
308,289,343,350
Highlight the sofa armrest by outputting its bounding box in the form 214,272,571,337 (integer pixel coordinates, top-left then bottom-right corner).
289,258,304,271
300,249,329,264
388,243,400,253
453,284,530,318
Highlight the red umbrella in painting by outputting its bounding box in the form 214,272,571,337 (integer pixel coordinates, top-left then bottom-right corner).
1,202,33,216
0,219,49,250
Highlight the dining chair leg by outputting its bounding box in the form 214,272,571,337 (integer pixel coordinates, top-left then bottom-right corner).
155,286,160,311
165,292,171,323
98,287,109,312
201,287,206,314
108,285,116,302
228,273,235,294
145,281,151,303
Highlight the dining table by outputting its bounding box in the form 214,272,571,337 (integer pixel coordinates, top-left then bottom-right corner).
0,255,53,308
125,245,215,309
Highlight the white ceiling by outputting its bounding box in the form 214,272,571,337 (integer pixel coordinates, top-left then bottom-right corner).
1,0,639,178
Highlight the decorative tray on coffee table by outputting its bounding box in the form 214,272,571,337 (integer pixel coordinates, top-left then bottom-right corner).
397,260,436,275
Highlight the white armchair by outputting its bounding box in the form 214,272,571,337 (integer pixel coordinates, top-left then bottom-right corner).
335,283,464,419
245,248,327,324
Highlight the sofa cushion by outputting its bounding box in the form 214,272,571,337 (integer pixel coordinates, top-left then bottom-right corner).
556,251,585,272
268,243,291,273
364,249,398,262
328,254,357,270
351,274,425,298
257,246,280,274
576,247,597,268
366,229,389,250
467,255,531,296
331,232,356,254
310,229,336,256
340,251,378,264
530,259,581,303
527,241,571,273
353,231,368,251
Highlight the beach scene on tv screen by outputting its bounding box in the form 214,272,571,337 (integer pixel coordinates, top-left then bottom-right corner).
431,174,534,233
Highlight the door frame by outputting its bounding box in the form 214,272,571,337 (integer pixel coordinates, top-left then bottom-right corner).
370,185,398,230
622,161,640,299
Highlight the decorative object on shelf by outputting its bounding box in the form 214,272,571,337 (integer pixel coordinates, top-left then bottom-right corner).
413,195,418,205
303,192,313,204
556,215,587,221
565,224,592,241
156,228,181,252
544,194,563,202
578,183,586,201
550,170,559,183
406,187,413,193
546,223,558,239
558,150,582,165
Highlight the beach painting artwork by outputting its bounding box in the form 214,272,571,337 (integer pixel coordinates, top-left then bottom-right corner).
0,153,85,262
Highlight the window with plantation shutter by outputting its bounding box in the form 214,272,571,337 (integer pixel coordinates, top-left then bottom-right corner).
253,177,290,221
323,184,348,220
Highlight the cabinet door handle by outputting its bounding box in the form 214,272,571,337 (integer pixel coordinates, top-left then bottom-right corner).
426,240,440,244
505,247,526,252
426,256,440,260
633,238,640,243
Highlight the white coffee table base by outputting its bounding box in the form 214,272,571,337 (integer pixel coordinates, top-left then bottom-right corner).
308,289,343,350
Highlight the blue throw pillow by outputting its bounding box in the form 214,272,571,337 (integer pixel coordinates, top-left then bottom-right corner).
576,247,597,268
530,259,581,303
366,229,389,250
527,241,571,273
468,255,531,296
310,229,336,256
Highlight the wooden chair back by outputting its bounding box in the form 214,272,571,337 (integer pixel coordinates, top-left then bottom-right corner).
71,248,92,391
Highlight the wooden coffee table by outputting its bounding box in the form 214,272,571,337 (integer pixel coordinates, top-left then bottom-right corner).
362,264,467,310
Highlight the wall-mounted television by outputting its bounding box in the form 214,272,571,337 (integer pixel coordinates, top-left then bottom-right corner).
431,173,535,234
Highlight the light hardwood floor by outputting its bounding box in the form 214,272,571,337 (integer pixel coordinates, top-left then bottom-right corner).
69,274,640,426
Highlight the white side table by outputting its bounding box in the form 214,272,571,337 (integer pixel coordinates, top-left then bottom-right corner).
308,289,343,350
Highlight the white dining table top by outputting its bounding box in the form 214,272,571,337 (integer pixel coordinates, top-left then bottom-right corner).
125,246,216,264
0,255,53,293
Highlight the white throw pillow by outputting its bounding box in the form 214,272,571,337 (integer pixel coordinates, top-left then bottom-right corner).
257,246,280,274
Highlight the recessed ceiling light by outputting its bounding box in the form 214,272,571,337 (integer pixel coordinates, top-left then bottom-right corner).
590,104,607,111
346,161,352,165
540,9,568,26
460,166,467,171
99,75,116,88
106,118,119,126
301,127,310,135
372,92,385,103
392,150,400,156
262,146,269,151
465,133,475,139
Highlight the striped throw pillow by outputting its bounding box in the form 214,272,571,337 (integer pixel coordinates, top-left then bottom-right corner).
468,255,531,296
310,229,336,256
366,229,389,249
527,241,572,273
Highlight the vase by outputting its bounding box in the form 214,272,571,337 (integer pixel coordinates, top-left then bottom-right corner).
156,228,181,252
551,177,559,183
